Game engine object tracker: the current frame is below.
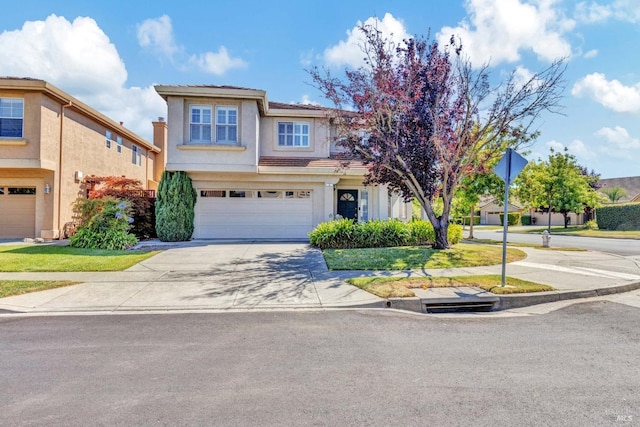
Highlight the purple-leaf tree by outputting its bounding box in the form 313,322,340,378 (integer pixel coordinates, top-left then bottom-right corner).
309,25,566,249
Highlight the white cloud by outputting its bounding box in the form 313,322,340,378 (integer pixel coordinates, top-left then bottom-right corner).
583,49,598,59
136,15,246,76
575,1,640,24
299,95,320,105
596,126,640,149
323,13,411,68
572,73,640,113
136,15,180,60
545,138,596,161
188,47,247,75
0,14,165,140
438,0,574,67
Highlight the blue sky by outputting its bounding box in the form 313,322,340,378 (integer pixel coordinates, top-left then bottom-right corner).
1,0,639,178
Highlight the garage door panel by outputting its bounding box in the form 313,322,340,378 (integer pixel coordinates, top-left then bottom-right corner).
0,189,36,238
194,190,313,239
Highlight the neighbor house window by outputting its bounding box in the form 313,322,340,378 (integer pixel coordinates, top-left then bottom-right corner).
116,135,122,153
132,145,141,166
190,105,212,142
216,106,237,144
0,98,24,138
105,130,112,148
278,122,309,147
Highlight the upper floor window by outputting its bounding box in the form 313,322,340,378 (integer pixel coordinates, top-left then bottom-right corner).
278,122,309,147
216,106,237,144
132,145,141,166
105,130,112,148
116,135,123,153
190,105,212,142
0,98,24,138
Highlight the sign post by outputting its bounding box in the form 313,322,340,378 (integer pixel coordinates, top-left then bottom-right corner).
494,148,528,287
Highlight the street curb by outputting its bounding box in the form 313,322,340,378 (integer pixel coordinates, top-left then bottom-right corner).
494,281,640,310
385,281,640,313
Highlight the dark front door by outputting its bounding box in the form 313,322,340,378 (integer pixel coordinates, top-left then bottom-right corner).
337,189,358,220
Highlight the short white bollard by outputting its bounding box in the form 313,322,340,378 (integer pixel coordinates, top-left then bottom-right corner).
542,230,551,248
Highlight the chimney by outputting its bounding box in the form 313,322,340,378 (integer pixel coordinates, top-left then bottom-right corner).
152,117,168,184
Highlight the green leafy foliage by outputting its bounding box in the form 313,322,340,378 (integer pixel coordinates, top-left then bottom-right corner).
69,197,138,250
600,186,628,203
155,171,197,242
86,176,155,239
514,148,600,228
583,219,598,230
499,213,522,226
308,219,462,249
596,204,640,230
521,215,532,225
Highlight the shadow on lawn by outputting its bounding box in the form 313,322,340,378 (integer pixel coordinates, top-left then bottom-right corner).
0,245,153,257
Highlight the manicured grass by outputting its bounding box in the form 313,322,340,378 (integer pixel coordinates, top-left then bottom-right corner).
348,275,555,298
0,280,81,298
521,226,640,239
323,243,526,270
0,245,160,272
463,238,587,251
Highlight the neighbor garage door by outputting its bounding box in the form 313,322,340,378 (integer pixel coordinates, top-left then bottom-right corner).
0,186,36,238
195,189,313,239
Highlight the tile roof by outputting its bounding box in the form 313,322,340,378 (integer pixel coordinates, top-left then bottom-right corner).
598,176,640,202
259,156,365,169
268,101,327,111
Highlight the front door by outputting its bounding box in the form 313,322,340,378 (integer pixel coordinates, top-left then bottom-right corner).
337,189,358,221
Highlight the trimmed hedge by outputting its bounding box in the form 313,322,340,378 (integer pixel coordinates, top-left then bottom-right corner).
499,212,522,226
308,219,463,249
596,204,640,230
458,216,481,226
521,215,531,226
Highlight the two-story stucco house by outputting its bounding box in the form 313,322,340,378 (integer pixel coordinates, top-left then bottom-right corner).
0,77,164,239
154,84,410,239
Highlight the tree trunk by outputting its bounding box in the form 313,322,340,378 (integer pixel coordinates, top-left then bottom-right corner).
433,220,450,250
563,212,569,228
468,205,475,239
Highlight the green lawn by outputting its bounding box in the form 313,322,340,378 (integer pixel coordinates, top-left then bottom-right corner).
0,280,81,298
463,238,586,251
348,275,555,298
521,226,640,239
323,243,526,270
0,245,160,272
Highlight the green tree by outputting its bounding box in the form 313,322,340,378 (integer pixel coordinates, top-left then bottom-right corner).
155,171,197,242
310,25,565,249
601,186,628,203
514,148,600,229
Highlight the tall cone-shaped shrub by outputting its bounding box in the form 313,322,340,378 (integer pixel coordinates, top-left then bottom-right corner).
155,171,197,241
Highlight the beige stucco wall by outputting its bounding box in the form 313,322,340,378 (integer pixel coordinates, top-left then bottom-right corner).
259,116,331,158
1,86,158,239
165,97,259,172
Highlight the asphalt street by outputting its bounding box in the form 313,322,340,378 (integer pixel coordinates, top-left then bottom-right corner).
1,302,638,426
472,228,640,256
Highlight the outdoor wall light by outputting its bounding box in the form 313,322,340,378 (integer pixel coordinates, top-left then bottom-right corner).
44,184,50,194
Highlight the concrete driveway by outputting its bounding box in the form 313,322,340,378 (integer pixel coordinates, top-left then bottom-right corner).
0,241,382,313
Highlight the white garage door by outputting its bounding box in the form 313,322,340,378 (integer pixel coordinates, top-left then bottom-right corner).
195,189,313,239
0,187,36,238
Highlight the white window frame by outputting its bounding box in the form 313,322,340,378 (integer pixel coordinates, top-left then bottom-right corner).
0,97,24,138
105,130,112,149
215,106,238,144
190,105,212,143
116,135,122,153
132,144,141,166
278,121,310,147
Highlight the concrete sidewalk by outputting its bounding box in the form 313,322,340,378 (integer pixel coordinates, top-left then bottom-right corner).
1,241,640,314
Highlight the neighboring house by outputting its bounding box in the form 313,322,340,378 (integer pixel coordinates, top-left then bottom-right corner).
0,77,164,239
478,197,524,225
598,176,640,203
478,196,584,226
153,84,411,239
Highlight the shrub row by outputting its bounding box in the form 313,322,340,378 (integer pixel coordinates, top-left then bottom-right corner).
308,219,463,249
596,204,640,230
499,212,521,226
